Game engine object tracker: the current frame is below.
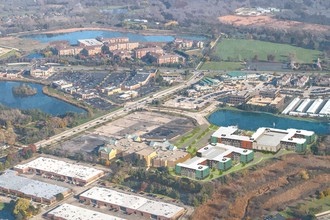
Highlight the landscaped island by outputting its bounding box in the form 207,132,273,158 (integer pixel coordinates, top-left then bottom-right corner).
12,83,37,97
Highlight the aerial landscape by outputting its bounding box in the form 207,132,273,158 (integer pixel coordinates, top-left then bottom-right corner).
0,0,329,220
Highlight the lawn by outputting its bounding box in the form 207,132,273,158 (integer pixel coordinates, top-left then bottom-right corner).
201,61,244,70
214,39,321,63
281,196,330,218
0,202,4,210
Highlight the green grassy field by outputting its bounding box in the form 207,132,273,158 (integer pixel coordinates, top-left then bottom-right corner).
201,61,244,70
281,197,330,219
214,39,321,63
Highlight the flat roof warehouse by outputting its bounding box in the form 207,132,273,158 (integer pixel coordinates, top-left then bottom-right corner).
0,170,70,203
15,157,104,183
80,187,185,219
47,203,126,220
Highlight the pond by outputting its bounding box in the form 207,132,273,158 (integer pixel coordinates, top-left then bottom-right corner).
23,30,207,45
0,81,86,116
208,109,330,135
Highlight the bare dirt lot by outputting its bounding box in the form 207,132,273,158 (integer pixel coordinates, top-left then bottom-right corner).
0,36,47,52
192,154,330,220
94,111,195,140
219,15,330,33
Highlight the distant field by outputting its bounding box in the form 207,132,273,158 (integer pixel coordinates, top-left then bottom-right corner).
201,61,244,71
0,47,12,58
214,39,321,63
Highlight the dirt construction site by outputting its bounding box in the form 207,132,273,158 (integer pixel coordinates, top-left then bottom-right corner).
192,154,330,220
219,15,330,33
94,111,195,140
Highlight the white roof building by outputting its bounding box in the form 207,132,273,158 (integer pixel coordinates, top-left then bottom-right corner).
15,157,104,182
47,204,126,220
80,187,185,219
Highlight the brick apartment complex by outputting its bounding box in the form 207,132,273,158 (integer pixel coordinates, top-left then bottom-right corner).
135,47,163,59
150,53,180,65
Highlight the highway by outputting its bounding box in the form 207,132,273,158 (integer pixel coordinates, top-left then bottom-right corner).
35,71,202,148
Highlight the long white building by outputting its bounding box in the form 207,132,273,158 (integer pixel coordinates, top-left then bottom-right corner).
282,97,300,115
296,99,311,113
79,187,185,220
306,99,323,114
319,99,330,116
47,204,126,220
14,157,104,186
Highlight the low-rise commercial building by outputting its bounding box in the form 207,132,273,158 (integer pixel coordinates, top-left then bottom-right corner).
0,170,71,204
121,71,156,90
30,66,54,78
52,80,73,90
14,157,104,186
46,203,126,220
79,187,185,220
226,91,251,105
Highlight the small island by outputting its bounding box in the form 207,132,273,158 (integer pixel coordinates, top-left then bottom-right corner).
12,83,38,97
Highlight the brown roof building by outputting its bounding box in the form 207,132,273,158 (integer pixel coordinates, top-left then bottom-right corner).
135,47,163,59
150,53,180,65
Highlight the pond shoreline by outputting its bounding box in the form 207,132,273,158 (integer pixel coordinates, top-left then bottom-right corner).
208,108,330,135
41,86,91,116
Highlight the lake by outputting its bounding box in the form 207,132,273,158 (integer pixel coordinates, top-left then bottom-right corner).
208,109,330,135
0,81,86,116
23,30,207,45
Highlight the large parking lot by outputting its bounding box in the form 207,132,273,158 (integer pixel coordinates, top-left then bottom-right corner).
49,71,109,89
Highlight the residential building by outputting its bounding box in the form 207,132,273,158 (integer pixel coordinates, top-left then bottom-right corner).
55,46,83,56
176,143,254,179
175,157,210,180
135,47,163,59
150,53,180,65
251,127,315,152
108,42,139,51
211,126,254,149
84,45,102,56
101,37,129,44
211,126,315,153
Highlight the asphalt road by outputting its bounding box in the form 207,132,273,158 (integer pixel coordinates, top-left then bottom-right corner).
35,71,202,148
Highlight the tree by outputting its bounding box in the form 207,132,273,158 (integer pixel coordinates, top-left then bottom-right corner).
252,55,259,62
267,54,275,62
4,160,10,168
56,193,64,201
13,198,30,215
